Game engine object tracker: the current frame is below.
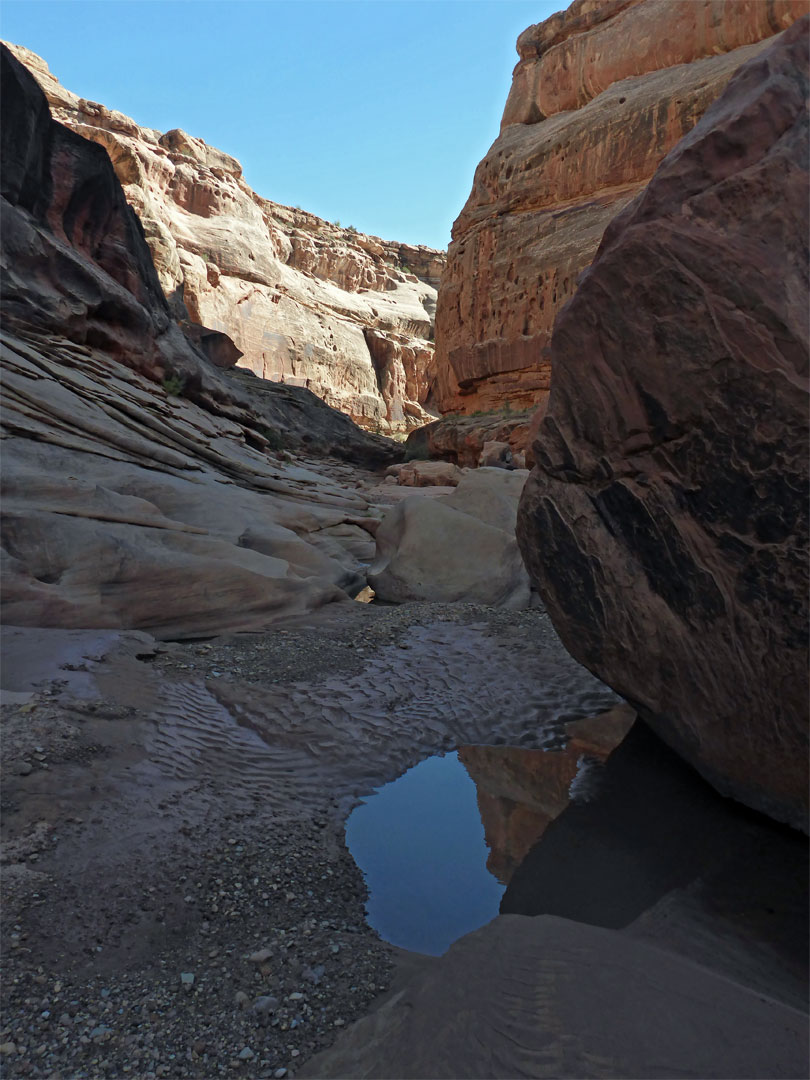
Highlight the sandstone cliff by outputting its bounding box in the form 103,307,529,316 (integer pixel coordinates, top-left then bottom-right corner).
0,43,396,637
433,0,804,417
516,19,809,830
6,42,445,435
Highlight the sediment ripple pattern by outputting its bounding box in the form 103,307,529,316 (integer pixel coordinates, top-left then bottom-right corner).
145,619,618,817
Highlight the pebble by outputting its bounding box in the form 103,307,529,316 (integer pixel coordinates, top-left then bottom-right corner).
252,995,279,1014
238,1046,254,1060
180,973,195,987
234,991,250,1009
248,947,273,964
16,762,33,776
274,1070,288,1078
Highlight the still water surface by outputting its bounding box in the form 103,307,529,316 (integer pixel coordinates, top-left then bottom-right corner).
345,752,505,955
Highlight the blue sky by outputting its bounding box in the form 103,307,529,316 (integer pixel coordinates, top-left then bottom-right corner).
1,1,560,250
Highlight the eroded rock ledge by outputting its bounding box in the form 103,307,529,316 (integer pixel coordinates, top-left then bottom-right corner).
433,0,804,417
5,41,446,434
0,43,399,636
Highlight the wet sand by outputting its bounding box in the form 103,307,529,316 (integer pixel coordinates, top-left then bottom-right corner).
0,602,613,1078
1,603,807,1078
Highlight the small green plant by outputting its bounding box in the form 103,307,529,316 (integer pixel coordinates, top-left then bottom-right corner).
346,224,358,235
400,263,412,275
334,219,342,228
162,374,186,397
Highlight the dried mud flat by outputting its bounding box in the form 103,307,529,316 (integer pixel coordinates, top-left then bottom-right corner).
0,601,617,1079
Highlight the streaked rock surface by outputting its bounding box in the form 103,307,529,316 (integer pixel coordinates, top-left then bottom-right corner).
517,19,810,829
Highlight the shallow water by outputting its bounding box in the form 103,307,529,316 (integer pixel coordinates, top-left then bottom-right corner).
345,752,506,955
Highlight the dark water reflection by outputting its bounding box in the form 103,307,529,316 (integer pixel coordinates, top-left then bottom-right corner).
345,712,632,955
345,752,506,956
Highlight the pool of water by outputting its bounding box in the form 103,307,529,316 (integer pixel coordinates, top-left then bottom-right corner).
345,751,506,955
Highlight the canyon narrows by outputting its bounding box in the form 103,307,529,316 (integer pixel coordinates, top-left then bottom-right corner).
2,2,808,1079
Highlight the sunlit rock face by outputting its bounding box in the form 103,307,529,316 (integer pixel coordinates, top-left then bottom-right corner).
0,43,395,636
433,0,805,419
6,42,446,435
517,20,810,831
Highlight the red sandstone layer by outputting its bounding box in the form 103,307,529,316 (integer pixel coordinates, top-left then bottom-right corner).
433,0,804,417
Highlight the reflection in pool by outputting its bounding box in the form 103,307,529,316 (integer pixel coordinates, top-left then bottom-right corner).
345,751,505,955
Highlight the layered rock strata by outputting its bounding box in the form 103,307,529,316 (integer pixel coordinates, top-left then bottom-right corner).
433,0,804,417
0,44,396,636
517,20,810,830
6,42,445,434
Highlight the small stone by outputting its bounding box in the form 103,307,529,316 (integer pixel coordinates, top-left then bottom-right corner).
238,1047,254,1060
274,1070,287,1078
180,972,195,987
288,992,303,1001
17,762,33,776
334,1018,345,1027
100,988,111,999
329,945,340,954
290,1049,300,1058
234,991,250,1010
247,948,273,964
252,995,279,1015
0,1043,17,1055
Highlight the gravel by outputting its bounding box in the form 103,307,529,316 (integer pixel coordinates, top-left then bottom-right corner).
1,816,394,1079
0,599,552,1079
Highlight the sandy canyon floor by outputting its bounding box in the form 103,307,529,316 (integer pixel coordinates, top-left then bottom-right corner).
1,574,614,1079
1,464,806,1080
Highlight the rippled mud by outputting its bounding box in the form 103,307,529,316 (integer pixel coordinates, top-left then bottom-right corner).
0,602,617,1078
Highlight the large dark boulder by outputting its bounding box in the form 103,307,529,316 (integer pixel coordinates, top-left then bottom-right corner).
517,19,809,830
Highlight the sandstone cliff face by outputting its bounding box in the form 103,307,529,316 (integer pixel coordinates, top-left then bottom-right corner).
433,0,804,417
7,43,445,435
517,20,809,830
1,44,396,637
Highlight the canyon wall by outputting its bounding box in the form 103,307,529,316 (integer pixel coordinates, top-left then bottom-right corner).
433,0,804,417
1,43,395,637
516,19,809,830
7,43,445,434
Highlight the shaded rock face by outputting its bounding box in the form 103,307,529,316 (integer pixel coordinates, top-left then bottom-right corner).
517,21,810,831
433,0,804,418
0,44,397,637
6,42,446,435
302,913,809,1080
404,411,534,469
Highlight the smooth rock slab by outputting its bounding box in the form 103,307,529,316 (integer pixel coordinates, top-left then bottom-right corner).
301,914,809,1080
369,470,531,607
